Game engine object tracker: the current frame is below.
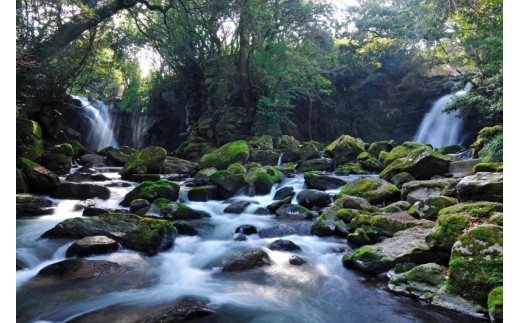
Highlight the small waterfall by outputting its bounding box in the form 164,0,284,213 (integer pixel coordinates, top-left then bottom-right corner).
413,83,472,148
277,153,284,167
73,96,119,151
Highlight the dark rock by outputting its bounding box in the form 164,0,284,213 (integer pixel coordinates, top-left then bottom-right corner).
145,198,210,220
37,259,123,281
388,263,446,301
268,239,301,251
296,189,331,208
17,157,60,194
250,149,279,165
289,255,306,266
73,199,96,211
390,172,415,188
276,204,313,220
41,143,74,175
161,156,199,175
199,140,249,170
254,207,271,215
235,225,258,235
16,168,29,194
129,174,161,182
129,199,151,214
258,224,298,238
82,207,128,217
324,134,365,165
224,201,251,214
379,145,450,180
138,300,215,323
187,185,217,202
79,154,107,166
298,158,335,173
233,233,247,241
120,181,180,206
172,221,198,236
120,146,167,180
339,177,400,205
50,183,111,200
66,236,119,257
16,194,55,216
304,172,346,190
311,215,335,236
273,186,295,200
222,249,271,272
209,170,255,199
16,118,43,162
267,196,292,213
17,259,27,270
66,171,110,182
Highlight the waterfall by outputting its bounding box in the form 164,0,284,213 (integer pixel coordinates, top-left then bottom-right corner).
277,153,284,167
413,83,472,148
73,96,119,152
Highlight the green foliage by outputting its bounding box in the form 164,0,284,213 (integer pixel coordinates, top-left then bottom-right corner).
479,133,503,162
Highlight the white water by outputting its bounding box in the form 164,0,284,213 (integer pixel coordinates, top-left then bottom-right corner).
16,170,480,322
277,153,284,167
413,83,472,148
73,96,119,152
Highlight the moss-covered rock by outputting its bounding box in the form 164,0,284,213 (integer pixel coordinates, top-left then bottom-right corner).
300,141,321,161
339,177,400,205
324,134,365,165
383,142,425,165
447,224,503,306
193,167,218,185
276,204,313,220
120,181,180,206
487,286,503,323
210,170,255,199
438,201,503,218
390,172,415,189
227,162,247,174
276,135,300,150
304,171,346,190
336,208,370,223
187,185,217,202
401,178,459,204
70,140,90,158
16,118,43,162
456,172,503,203
296,189,331,208
16,168,29,194
426,213,471,251
347,228,373,246
50,183,111,200
388,263,446,301
120,146,167,180
41,144,74,175
17,157,60,194
100,146,132,166
42,212,176,255
298,158,335,172
471,125,503,159
248,135,274,150
437,145,464,155
146,198,209,220
335,163,368,175
367,140,396,158
311,214,335,236
349,212,419,239
199,140,250,170
357,151,384,172
335,195,378,212
381,201,412,213
409,196,458,220
249,149,279,165
175,139,214,161
379,145,450,180
160,156,199,175
472,162,503,173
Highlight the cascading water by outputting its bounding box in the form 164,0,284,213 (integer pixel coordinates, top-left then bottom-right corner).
277,153,284,167
413,83,472,148
73,96,119,151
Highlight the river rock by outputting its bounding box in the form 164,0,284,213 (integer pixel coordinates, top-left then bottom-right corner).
456,172,503,203
70,140,90,158
388,263,447,301
357,151,384,172
339,177,399,205
248,135,274,150
41,212,176,255
446,224,503,305
300,141,321,161
120,181,180,206
161,156,199,175
187,185,217,202
311,215,335,236
73,199,96,211
487,286,503,323
289,255,306,266
381,201,412,213
18,157,60,194
409,196,458,220
128,174,161,182
367,140,395,157
222,249,271,272
402,179,459,204
276,204,313,220
129,199,151,213
37,259,124,281
146,198,210,220
79,154,107,166
172,221,199,236
224,201,251,214
138,300,215,323
267,196,292,213
390,172,415,188
102,146,132,166
41,143,74,175
379,145,450,180
16,168,29,193
82,207,128,217
349,211,421,240
335,163,368,175
209,170,255,199
250,149,279,165
235,225,258,235
65,236,119,257
438,201,503,218
273,186,295,200
296,189,331,208
324,134,365,165
66,171,110,182
426,213,471,251
347,228,373,246
50,183,111,200
304,172,346,190
199,140,250,170
298,158,335,172
276,135,300,150
258,224,298,238
16,194,56,216
16,118,43,162
120,146,167,180
190,167,218,186
268,239,301,251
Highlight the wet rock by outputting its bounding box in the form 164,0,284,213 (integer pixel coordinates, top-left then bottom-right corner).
129,199,151,214
273,186,295,200
268,239,301,251
254,207,271,215
388,263,447,301
16,118,43,162
381,201,411,213
66,171,110,182
409,196,458,220
37,259,123,281
172,221,198,236
357,151,384,172
50,183,111,200
289,255,306,266
233,233,247,241
304,172,346,190
235,225,258,235
41,143,74,175
17,259,27,270
276,204,313,220
347,228,373,246
66,236,119,257
222,249,271,272
79,154,107,166
339,177,400,205
129,174,161,182
296,189,331,208
138,300,215,323
324,134,365,165
120,181,180,206
267,196,292,213
146,198,210,220
17,157,60,194
160,156,199,175
73,199,96,211
250,149,279,165
390,172,415,188
402,179,459,204
311,215,335,236
426,213,470,252
209,170,255,200
82,207,128,217
224,201,251,214
298,158,335,173
16,168,29,193
367,140,395,158
16,194,56,216
258,224,298,238
379,145,450,180
456,172,503,203
248,135,274,150
120,146,167,180
42,213,176,255
199,140,249,170
187,185,217,202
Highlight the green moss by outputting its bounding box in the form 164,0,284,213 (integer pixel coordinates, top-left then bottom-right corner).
487,286,503,314
311,214,334,236
199,140,250,170
473,162,503,173
335,163,367,175
324,134,365,164
438,202,503,218
383,142,424,165
248,135,273,150
379,145,450,180
367,140,395,157
263,166,283,183
70,140,90,158
403,263,446,286
426,213,470,251
339,178,399,204
336,208,368,223
16,118,43,162
120,181,180,206
471,125,502,159
347,228,372,246
488,213,503,226
379,151,389,164
437,145,464,155
409,196,458,220
227,163,247,174
121,146,167,180
16,168,29,193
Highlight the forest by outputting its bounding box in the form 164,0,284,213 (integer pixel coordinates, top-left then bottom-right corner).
16,0,504,322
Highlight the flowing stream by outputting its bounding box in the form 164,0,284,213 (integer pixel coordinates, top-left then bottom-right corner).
16,169,483,323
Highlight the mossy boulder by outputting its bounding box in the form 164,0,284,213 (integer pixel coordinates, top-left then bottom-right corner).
248,135,273,150
41,143,74,175
120,146,167,180
209,170,255,199
300,141,321,161
199,140,249,170
388,263,446,301
175,139,214,161
401,179,459,204
426,213,470,251
487,286,503,323
349,212,419,239
16,118,43,162
382,142,425,165
471,125,503,159
447,224,503,305
249,149,279,165
187,185,217,202
339,177,400,205
276,204,313,220
381,201,412,213
379,145,450,181
472,162,503,173
16,194,55,216
120,181,180,206
335,195,378,212
128,174,161,182
70,140,90,158
192,167,218,185
304,171,346,190
390,172,415,188
311,214,335,236
456,172,503,202
227,163,247,174
437,145,465,155
336,208,370,223
324,134,365,165
335,163,368,175
50,183,111,200
129,199,150,214
367,140,396,158
42,212,176,255
160,156,199,175
409,196,458,220
357,151,384,172
145,198,209,220
347,228,373,246
16,168,29,194
438,201,503,218
17,157,60,194
276,135,300,150
296,189,331,208
267,196,292,213
246,166,283,195
298,158,334,172
100,146,132,166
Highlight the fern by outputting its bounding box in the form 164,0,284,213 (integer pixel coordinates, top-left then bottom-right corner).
479,133,503,162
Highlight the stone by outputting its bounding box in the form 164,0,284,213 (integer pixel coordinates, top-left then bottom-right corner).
50,183,111,200
70,140,90,158
401,179,459,204
304,172,346,190
79,154,107,166
487,286,503,323
160,156,199,175
258,224,298,238
146,198,210,220
296,189,331,208
222,249,271,272
172,221,199,236
438,201,503,218
120,146,167,180
367,140,395,157
388,263,446,301
209,170,255,199
248,135,274,150
276,204,313,220
471,125,502,159
16,118,43,162
347,228,373,246
268,239,301,251
17,157,60,194
16,194,55,216
311,215,335,236
298,158,335,172
339,177,400,205
129,199,151,213
187,186,217,202
235,225,258,235
357,151,384,172
120,181,180,206
409,196,458,220
273,186,295,200
37,259,123,281
335,163,368,175
42,212,176,255
456,172,503,203
379,145,450,180
138,300,215,322
16,168,29,194
426,213,471,251
128,174,161,182
41,143,74,175
199,140,250,170
233,233,247,241
267,196,292,213
289,255,306,266
324,134,365,165
65,236,119,257
73,199,96,211
224,201,251,214
66,171,110,182
390,172,415,188
250,149,279,165
381,201,412,213
472,162,503,174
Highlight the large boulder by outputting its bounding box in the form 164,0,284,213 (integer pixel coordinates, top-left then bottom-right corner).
145,198,210,220
160,157,199,175
300,141,321,161
199,140,249,170
348,211,421,240
324,134,365,165
50,183,111,200
339,177,400,205
249,149,279,165
379,145,450,180
487,286,503,323
175,138,215,161
16,168,29,193
296,189,331,208
209,170,255,199
187,185,217,202
447,224,503,306
409,196,458,220
120,181,180,206
438,201,503,218
273,186,295,200
41,143,74,175
17,157,60,194
248,135,274,150
388,263,447,301
268,239,301,251
66,170,110,182
120,146,167,180
298,158,334,172
102,146,134,166
335,163,368,175
222,249,271,272
401,179,460,204
367,140,395,158
426,213,471,251
382,142,425,165
42,212,176,255
357,152,384,172
16,194,56,216
65,236,119,257
16,118,43,162
246,166,283,195
276,204,313,220
456,172,503,203
304,172,346,190
471,125,502,159
37,259,123,281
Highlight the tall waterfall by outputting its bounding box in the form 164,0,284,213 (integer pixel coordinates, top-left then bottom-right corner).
413,83,472,148
73,96,119,151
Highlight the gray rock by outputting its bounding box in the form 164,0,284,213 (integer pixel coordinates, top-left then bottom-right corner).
456,172,503,202
289,255,306,265
224,201,251,214
276,204,313,220
37,259,123,281
268,239,301,251
50,183,111,200
296,189,331,208
222,249,271,272
273,186,295,200
66,236,119,257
